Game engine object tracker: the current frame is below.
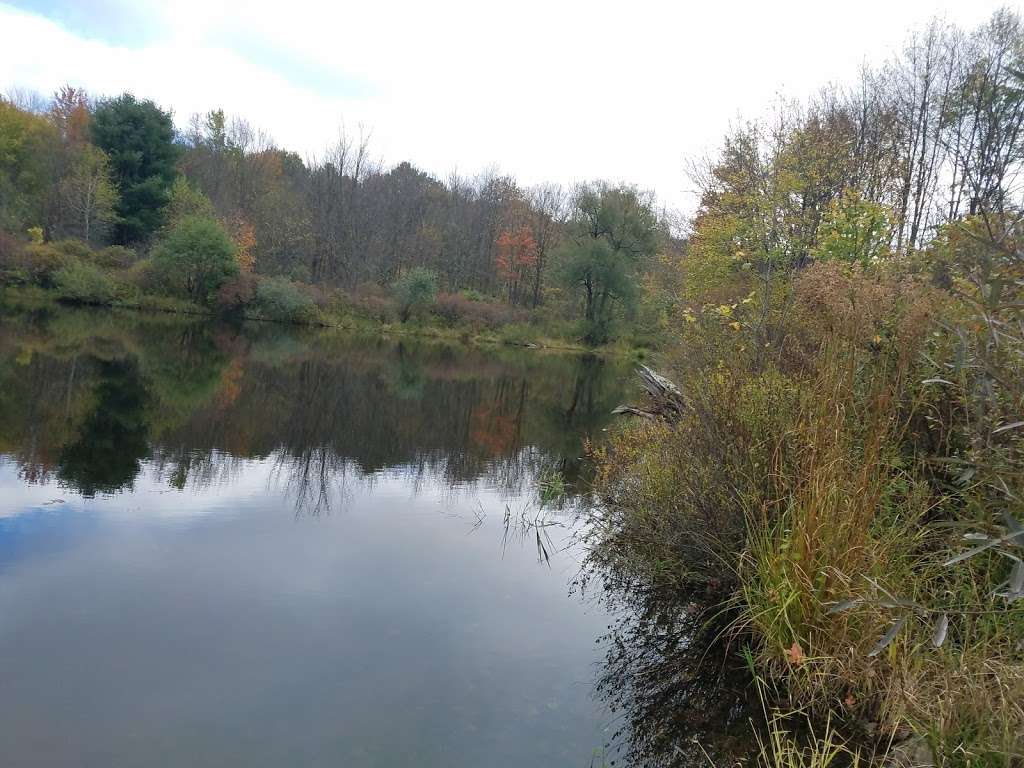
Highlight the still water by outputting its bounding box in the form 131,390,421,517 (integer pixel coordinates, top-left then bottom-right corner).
0,307,632,767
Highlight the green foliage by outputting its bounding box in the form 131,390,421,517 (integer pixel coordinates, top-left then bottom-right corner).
92,245,137,270
164,176,215,230
594,247,1024,759
496,322,537,346
537,466,567,506
58,144,119,244
252,277,318,323
151,216,239,304
0,100,57,232
558,183,658,344
91,94,180,243
559,239,639,344
812,191,892,267
2,242,67,287
392,267,438,322
53,258,121,304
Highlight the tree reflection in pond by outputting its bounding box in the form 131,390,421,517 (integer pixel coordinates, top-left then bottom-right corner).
0,307,630,512
585,585,759,767
56,358,150,497
0,305,770,763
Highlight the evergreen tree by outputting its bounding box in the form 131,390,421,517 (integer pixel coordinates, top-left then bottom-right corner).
92,94,180,243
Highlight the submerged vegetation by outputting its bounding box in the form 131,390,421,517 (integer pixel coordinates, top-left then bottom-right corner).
585,8,1024,767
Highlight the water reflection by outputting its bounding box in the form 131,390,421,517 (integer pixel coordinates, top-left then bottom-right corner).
585,584,758,767
0,306,766,765
57,358,150,496
0,307,627,510
0,306,631,767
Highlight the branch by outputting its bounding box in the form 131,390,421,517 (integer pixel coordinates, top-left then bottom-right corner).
613,365,689,422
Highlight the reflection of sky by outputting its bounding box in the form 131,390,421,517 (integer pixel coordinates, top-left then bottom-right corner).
0,451,610,766
0,503,97,574
0,450,555,521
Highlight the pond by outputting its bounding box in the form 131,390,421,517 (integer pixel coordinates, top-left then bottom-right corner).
0,307,636,767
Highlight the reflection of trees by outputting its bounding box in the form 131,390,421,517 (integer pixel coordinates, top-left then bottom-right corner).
0,310,631,507
271,446,356,517
583,581,758,767
149,448,250,491
384,343,426,401
56,359,149,497
164,345,625,500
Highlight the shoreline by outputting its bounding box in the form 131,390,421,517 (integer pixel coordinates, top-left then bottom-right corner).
0,285,650,359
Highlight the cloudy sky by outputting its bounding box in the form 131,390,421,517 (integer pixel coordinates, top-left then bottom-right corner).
0,0,1018,212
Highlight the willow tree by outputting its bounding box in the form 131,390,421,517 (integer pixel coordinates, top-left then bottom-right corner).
557,183,658,344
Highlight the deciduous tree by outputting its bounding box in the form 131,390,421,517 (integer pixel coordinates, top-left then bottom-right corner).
151,216,239,303
558,183,658,344
58,144,118,244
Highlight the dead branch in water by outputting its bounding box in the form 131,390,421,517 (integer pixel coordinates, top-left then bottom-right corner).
612,365,688,422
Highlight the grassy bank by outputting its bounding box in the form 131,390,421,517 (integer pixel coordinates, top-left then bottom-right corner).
0,279,650,359
587,235,1023,764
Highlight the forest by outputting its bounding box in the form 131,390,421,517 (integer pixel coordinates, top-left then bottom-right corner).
0,85,679,348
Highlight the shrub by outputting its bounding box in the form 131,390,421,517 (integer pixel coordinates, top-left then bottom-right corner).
0,230,25,280
392,267,437,322
591,255,1024,757
49,238,93,261
121,257,162,294
7,243,68,287
216,273,259,312
348,291,398,323
151,216,239,304
52,258,121,304
431,291,526,329
497,322,538,346
252,276,318,323
92,245,137,270
1,239,139,291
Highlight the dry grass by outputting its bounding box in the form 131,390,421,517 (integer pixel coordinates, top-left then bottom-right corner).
591,261,1023,763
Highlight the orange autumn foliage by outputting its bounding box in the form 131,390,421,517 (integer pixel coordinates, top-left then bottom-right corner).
495,228,537,305
229,217,257,273
51,85,90,147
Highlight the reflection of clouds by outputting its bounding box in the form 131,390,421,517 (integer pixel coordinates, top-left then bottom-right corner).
0,456,613,766
0,455,279,520
1,448,577,530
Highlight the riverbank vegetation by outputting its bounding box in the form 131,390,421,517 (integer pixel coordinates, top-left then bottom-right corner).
587,8,1024,766
0,89,679,350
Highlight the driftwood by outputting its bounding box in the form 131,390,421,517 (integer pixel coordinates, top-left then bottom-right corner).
612,365,688,421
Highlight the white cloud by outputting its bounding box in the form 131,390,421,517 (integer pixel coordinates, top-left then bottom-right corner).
0,0,1019,212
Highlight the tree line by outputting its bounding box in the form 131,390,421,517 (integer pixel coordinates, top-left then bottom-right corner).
1,87,674,343
688,8,1024,274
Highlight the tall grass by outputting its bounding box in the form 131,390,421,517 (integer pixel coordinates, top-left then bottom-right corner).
590,257,1024,762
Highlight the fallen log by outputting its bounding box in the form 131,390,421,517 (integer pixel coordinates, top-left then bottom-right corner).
612,365,688,422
